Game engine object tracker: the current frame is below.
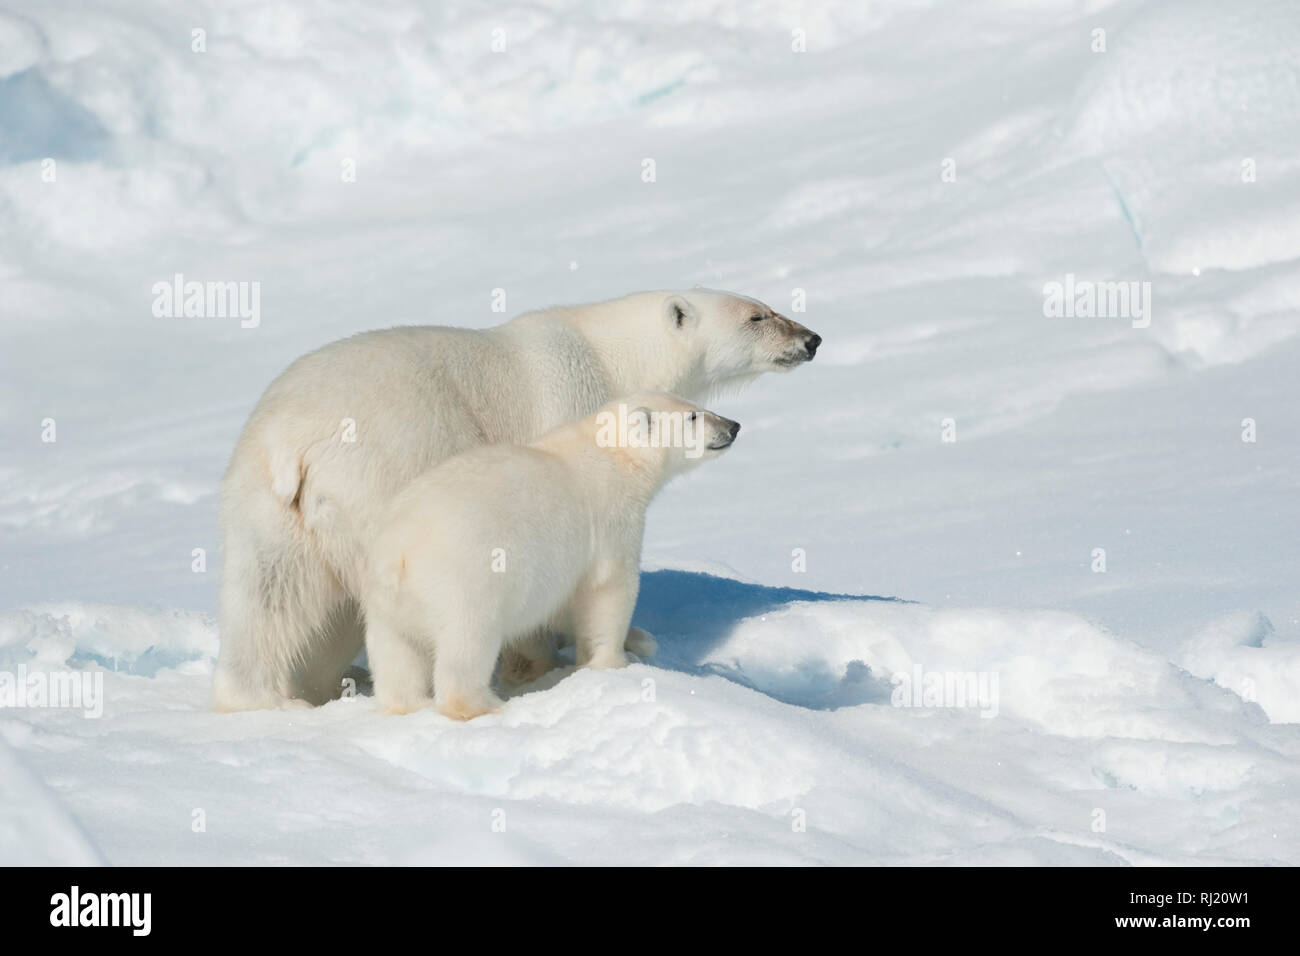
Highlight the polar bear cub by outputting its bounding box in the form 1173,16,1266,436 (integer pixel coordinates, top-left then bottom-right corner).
362,393,740,720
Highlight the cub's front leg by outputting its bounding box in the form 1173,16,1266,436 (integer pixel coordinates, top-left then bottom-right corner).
570,565,640,670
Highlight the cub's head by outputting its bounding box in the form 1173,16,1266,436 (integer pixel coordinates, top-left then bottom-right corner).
594,392,740,479
662,289,821,390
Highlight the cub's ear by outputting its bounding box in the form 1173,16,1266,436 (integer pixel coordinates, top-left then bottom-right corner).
664,295,698,330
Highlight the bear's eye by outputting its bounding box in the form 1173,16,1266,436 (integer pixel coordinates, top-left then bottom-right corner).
749,313,765,322
688,411,697,423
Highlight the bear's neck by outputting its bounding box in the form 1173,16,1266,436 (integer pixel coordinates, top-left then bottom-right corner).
557,302,708,400
602,346,703,399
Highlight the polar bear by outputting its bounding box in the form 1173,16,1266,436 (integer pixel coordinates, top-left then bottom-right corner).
214,289,819,712
363,393,739,719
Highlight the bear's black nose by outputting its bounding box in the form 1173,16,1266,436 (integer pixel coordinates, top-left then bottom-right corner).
805,334,822,358
728,420,741,439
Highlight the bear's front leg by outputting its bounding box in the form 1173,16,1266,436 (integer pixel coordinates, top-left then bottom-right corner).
499,628,559,686
571,566,640,670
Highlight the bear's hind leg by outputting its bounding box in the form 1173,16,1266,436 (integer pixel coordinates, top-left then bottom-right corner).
213,543,338,711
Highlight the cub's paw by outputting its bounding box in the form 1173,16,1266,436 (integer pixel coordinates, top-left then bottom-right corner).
586,647,632,670
436,689,504,722
378,695,435,716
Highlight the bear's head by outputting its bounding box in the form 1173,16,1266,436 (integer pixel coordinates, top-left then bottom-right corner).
662,289,821,390
594,392,740,480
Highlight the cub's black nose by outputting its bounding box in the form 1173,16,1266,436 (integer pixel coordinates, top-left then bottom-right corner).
728,420,741,439
805,333,822,358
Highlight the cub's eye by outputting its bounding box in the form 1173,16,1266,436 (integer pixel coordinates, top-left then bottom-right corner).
749,313,765,322
688,411,698,422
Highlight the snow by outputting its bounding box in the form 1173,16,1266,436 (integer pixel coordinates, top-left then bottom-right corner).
2,0,1298,864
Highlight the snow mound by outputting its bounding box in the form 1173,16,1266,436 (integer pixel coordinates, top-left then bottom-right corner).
634,570,1275,734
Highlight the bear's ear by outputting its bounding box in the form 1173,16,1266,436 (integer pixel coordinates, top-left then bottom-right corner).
629,406,653,430
664,295,698,331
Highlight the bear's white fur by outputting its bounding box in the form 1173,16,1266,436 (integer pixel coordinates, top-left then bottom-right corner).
214,289,819,711
363,393,740,719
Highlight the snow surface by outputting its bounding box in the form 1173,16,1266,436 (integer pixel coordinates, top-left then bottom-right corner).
1,0,1298,864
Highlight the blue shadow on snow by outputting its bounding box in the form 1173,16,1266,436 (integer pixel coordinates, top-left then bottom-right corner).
628,569,909,710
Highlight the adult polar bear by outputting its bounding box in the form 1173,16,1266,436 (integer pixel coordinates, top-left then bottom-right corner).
213,289,821,711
